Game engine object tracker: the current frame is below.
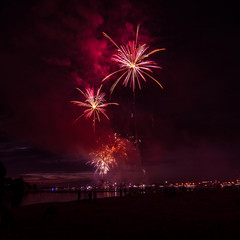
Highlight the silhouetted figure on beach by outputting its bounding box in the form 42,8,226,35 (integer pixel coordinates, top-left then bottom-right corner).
78,190,81,201
0,162,6,206
120,188,123,198
88,191,92,201
124,186,127,197
163,187,168,198
93,189,97,199
171,187,177,197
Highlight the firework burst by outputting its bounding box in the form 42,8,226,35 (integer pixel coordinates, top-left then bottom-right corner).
88,134,128,176
89,148,117,176
71,85,118,132
102,25,166,93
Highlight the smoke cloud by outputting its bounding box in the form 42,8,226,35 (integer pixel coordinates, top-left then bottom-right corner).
0,0,239,183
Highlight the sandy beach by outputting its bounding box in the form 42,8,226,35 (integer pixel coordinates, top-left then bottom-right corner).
1,189,240,240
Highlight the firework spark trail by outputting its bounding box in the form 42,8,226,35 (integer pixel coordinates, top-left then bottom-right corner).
89,148,117,176
71,85,118,132
111,134,128,160
102,25,166,93
88,135,127,176
88,145,118,176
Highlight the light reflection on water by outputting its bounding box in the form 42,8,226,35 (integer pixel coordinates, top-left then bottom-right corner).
21,191,120,206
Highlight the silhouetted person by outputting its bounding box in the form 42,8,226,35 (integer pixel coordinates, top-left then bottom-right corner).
78,190,81,201
93,189,97,199
0,162,6,206
163,187,168,197
172,187,177,197
124,186,127,197
120,188,123,198
88,191,92,201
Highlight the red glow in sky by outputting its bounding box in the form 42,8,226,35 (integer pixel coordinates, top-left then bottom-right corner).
0,0,239,184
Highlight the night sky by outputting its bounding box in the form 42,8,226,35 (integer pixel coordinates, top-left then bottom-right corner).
0,0,239,186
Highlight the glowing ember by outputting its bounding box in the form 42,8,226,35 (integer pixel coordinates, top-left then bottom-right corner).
71,85,118,132
89,147,117,176
88,134,128,176
102,25,166,93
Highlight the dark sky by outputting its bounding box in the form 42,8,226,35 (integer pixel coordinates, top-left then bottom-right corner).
0,0,239,185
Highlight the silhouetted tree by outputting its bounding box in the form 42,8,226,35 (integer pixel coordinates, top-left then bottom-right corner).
9,178,25,207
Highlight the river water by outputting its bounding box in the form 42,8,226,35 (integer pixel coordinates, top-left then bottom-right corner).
21,191,120,206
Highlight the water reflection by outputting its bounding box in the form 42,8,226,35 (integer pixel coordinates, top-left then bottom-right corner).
21,191,120,206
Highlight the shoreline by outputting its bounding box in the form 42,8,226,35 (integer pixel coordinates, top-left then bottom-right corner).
1,189,240,239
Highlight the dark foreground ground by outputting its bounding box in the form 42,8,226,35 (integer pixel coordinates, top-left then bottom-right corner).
1,189,240,240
